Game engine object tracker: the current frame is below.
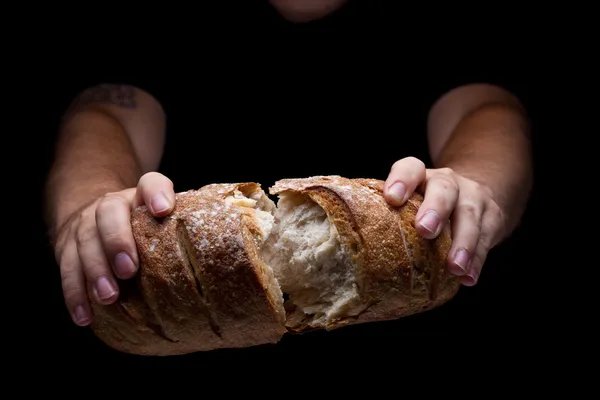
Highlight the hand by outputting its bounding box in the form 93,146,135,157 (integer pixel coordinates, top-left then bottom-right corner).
53,172,176,327
383,157,506,286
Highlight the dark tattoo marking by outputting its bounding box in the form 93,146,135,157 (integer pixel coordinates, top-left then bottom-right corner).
76,84,137,109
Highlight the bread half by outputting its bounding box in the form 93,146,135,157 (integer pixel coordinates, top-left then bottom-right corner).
90,183,286,355
90,176,461,355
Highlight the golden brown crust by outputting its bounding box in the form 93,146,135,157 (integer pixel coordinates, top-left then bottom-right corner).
90,183,287,356
91,176,461,355
269,176,461,331
90,278,202,356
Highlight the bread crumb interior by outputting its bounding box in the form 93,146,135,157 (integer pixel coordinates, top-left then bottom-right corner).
225,187,366,330
263,193,366,329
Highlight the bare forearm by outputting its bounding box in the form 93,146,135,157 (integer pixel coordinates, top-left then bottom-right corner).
46,109,142,233
432,103,533,234
45,84,167,235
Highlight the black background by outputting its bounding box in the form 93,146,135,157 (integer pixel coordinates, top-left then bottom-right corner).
24,1,553,368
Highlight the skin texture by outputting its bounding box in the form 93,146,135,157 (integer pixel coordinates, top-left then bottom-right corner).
45,85,170,327
382,84,533,286
44,6,532,329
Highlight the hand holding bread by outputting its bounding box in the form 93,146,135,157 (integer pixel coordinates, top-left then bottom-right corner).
53,155,508,355
90,175,462,355
382,157,507,286
52,172,177,327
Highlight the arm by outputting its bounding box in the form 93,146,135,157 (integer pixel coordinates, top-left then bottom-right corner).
426,83,533,236
383,83,533,286
45,83,175,327
45,84,167,235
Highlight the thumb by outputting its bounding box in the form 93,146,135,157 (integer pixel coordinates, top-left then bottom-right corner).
135,172,176,217
383,157,426,206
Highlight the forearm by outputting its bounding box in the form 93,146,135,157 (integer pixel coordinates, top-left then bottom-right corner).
432,103,533,234
45,84,167,236
45,109,143,234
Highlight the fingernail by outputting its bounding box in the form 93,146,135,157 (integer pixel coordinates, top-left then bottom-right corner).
453,248,470,274
114,252,136,277
462,272,479,286
73,305,90,326
95,276,116,300
151,192,170,214
388,182,406,203
419,211,440,235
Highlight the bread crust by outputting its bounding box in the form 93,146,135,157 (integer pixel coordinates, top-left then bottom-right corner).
90,183,287,356
90,176,461,355
269,176,461,332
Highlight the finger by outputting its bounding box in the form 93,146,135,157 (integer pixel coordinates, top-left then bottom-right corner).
96,192,139,280
415,169,460,239
460,239,488,286
460,203,500,286
383,157,426,206
60,237,92,326
76,207,119,305
136,172,176,217
446,198,484,277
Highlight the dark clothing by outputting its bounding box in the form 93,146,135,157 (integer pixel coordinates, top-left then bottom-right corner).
56,2,528,192
142,74,441,191
136,74,525,193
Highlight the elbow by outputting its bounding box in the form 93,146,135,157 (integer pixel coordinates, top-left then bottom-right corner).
63,83,164,122
427,83,530,155
59,84,167,173
429,83,527,126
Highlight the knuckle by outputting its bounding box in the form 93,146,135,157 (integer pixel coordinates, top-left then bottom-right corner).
62,284,85,307
407,157,426,171
98,192,119,203
485,202,507,243
60,271,85,305
82,257,110,278
425,192,453,213
141,171,161,180
96,193,127,214
77,207,92,222
433,175,458,192
486,198,503,217
54,230,68,252
139,171,172,186
54,237,69,262
391,159,404,171
102,230,130,250
437,167,454,177
406,156,425,166
59,259,76,279
457,202,481,221
76,221,97,247
392,156,425,171
472,181,493,198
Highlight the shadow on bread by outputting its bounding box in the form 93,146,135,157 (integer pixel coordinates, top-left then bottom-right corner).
89,176,461,356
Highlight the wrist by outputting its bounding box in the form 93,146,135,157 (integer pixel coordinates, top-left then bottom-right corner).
448,161,532,238
45,176,130,241
437,105,531,211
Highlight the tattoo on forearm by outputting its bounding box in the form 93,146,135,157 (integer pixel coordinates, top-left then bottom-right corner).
75,84,137,109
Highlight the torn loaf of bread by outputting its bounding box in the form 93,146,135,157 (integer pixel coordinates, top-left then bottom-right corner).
90,176,461,356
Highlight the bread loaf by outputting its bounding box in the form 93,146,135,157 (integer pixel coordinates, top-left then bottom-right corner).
90,176,461,355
